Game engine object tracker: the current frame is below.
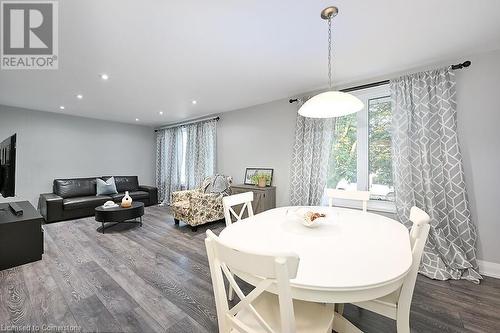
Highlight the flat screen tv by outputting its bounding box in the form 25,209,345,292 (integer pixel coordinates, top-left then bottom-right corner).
0,134,16,198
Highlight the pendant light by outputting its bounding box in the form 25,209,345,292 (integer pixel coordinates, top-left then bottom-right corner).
298,6,364,118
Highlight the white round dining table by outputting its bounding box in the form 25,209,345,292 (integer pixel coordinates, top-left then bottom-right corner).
218,206,412,332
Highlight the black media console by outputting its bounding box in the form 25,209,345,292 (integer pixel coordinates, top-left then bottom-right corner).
0,201,43,270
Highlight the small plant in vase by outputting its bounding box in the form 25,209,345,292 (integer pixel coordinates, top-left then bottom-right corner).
251,173,271,188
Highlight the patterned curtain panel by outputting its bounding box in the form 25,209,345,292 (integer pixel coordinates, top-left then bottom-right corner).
155,127,183,203
185,119,217,190
290,99,335,206
156,119,217,204
391,68,481,282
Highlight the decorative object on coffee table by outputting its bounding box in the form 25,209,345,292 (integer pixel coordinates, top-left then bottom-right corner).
95,201,144,234
121,191,133,208
244,168,273,186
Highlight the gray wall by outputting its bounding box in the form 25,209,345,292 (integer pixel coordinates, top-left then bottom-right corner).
217,100,297,207
455,49,500,264
0,105,155,205
217,49,500,264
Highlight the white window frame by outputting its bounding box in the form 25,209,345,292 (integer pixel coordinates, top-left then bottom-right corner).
334,84,396,214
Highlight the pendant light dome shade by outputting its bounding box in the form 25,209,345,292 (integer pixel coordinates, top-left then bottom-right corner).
298,91,364,118
297,6,364,118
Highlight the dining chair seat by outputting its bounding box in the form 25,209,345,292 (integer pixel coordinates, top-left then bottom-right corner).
233,292,335,333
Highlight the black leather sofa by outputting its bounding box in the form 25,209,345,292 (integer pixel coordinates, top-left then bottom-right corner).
39,176,158,223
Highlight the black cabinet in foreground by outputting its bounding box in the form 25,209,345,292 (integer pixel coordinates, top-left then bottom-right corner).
0,201,43,270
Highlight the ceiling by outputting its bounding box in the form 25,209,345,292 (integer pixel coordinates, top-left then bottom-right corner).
1,0,500,126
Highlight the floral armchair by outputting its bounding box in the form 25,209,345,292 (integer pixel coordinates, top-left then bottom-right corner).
170,175,232,231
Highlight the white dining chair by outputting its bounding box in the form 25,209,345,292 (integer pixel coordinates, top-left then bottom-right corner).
349,206,431,333
223,191,254,227
222,191,255,301
205,230,335,333
326,188,370,212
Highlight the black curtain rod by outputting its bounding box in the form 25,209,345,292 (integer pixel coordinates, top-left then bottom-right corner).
289,60,471,103
154,116,220,132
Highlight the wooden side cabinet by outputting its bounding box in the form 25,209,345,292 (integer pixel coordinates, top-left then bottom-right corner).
231,184,276,217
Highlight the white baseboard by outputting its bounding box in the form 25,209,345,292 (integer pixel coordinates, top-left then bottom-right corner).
478,260,500,279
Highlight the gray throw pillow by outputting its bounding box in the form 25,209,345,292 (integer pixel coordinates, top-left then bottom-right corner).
96,177,118,196
202,175,231,196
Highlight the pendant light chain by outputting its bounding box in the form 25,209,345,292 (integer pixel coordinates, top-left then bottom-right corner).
297,6,364,118
327,16,332,90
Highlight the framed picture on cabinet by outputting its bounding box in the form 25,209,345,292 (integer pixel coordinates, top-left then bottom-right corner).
244,168,273,186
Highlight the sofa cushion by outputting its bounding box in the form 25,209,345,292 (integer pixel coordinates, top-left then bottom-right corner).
63,195,111,210
103,176,139,193
111,191,149,202
54,178,97,198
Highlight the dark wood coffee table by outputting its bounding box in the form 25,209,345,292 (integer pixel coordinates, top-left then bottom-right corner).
95,202,144,234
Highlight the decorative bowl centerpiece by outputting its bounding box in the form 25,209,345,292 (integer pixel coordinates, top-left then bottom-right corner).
286,207,327,228
302,211,326,227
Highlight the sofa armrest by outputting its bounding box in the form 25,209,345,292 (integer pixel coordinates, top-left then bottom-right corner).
138,185,158,205
38,193,63,223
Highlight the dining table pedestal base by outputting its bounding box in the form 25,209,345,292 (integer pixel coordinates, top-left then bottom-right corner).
332,310,364,333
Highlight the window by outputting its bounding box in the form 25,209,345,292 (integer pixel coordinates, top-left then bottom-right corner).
327,85,395,211
328,112,357,190
368,96,394,202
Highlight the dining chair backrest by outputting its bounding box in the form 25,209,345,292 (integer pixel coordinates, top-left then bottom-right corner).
326,189,370,212
205,230,300,333
398,206,431,313
223,192,254,227
408,206,431,248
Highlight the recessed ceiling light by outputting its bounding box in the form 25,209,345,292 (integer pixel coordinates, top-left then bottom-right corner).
192,100,197,105
100,73,109,80
59,106,65,110
76,94,83,99
135,118,139,122
159,111,164,115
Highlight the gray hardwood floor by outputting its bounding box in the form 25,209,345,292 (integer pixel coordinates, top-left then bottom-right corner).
0,205,499,332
